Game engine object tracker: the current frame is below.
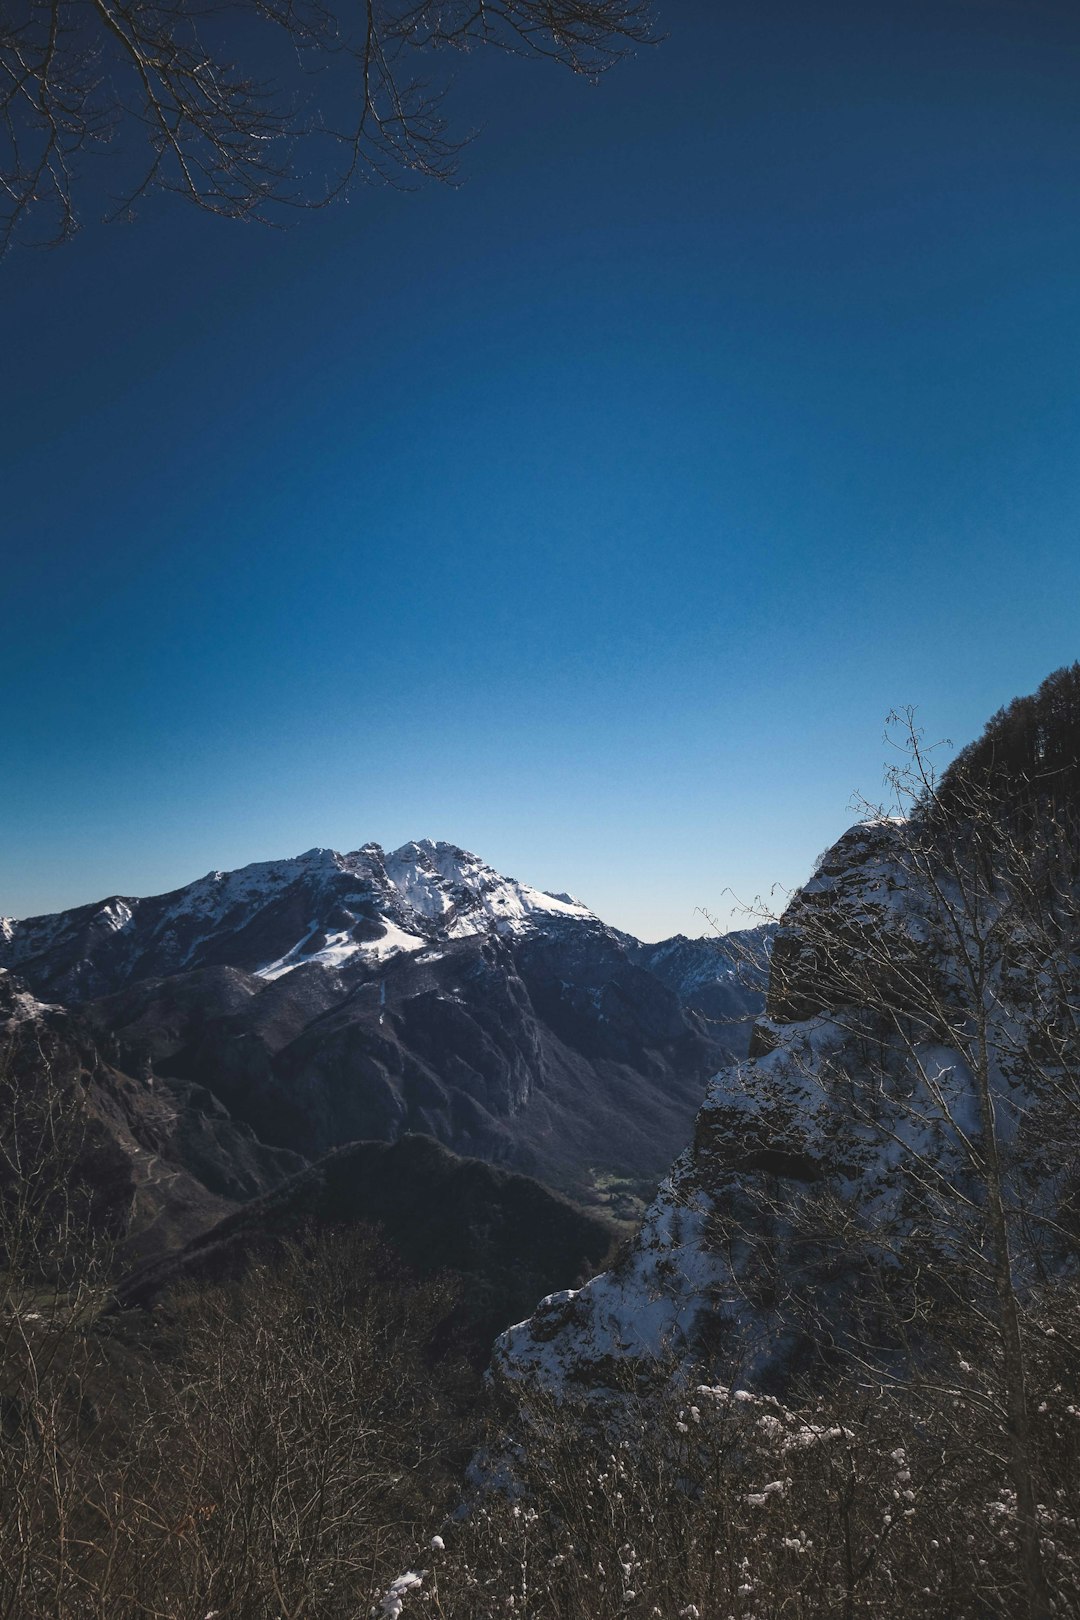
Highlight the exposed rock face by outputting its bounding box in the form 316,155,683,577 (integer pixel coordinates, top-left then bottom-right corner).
1,843,770,1200
495,810,1079,1397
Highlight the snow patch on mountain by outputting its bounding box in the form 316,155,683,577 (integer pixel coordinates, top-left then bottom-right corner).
382,839,596,937
495,1153,729,1391
0,967,60,1024
256,918,429,981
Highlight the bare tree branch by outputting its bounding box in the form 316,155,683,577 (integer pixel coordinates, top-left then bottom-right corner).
0,0,653,252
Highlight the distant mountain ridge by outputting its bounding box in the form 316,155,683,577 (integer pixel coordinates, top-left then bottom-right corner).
0,840,599,1004
1,841,770,1248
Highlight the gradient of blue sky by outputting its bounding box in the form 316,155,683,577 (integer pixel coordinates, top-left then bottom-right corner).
3,0,1080,938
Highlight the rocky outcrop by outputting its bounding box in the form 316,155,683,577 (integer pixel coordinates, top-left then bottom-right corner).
495,805,1079,1397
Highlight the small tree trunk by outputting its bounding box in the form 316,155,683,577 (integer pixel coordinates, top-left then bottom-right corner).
970,1032,1048,1620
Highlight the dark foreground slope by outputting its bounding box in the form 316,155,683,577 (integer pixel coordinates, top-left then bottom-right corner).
118,1133,617,1352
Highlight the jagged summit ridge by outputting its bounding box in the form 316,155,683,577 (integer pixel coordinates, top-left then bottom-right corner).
378,839,595,931
0,839,601,1003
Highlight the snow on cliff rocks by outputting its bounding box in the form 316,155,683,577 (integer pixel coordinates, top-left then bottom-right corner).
493,814,1074,1399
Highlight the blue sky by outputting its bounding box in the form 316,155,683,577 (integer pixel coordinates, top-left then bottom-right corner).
3,0,1080,939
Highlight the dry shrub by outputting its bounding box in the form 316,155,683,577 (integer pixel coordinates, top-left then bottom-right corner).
386,1294,1080,1620
1,1220,471,1618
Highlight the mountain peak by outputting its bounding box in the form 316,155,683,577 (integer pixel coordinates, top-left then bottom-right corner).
0,838,600,1001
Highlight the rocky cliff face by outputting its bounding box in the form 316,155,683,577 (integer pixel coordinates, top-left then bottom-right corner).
495,808,1078,1397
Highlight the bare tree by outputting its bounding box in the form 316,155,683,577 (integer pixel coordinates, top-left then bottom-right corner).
0,0,653,253
382,1346,1080,1619
0,1034,123,1619
0,1063,473,1618
120,1230,469,1620
713,683,1080,1619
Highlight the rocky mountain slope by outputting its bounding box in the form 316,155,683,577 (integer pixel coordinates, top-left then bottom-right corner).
0,969,302,1261
1,842,769,1228
496,676,1080,1400
117,1133,617,1354
494,822,913,1397
0,840,598,1004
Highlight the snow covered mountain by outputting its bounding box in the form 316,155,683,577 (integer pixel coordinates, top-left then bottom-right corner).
0,842,770,1213
0,840,598,1003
